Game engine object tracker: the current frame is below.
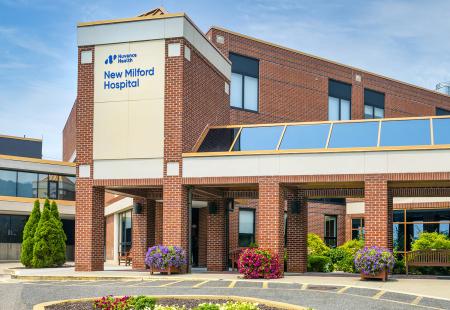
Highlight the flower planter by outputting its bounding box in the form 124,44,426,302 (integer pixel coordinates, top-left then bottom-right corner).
150,265,180,275
360,269,388,282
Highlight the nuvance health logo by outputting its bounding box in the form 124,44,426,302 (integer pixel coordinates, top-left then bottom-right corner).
104,53,137,65
104,54,117,64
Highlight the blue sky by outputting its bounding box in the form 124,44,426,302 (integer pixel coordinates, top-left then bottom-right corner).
1,0,450,160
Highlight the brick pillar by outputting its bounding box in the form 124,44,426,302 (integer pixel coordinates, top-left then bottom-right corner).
207,200,227,271
132,198,156,270
75,181,105,271
147,200,156,248
198,207,208,267
257,178,285,273
365,175,393,249
286,191,308,273
163,178,189,272
155,202,163,245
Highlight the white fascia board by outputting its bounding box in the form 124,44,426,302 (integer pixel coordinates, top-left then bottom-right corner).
77,16,230,79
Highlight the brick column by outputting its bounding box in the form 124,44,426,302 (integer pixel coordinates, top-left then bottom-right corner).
365,175,393,249
75,181,105,271
257,178,285,273
154,202,163,245
132,198,156,270
207,200,227,271
163,178,189,272
286,191,308,273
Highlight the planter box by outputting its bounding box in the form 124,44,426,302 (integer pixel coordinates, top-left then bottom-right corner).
150,266,181,275
360,269,388,282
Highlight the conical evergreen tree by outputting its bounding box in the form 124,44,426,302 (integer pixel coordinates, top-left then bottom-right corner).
20,200,41,267
32,199,62,267
50,200,66,266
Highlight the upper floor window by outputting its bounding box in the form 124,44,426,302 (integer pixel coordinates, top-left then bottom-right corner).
437,107,450,116
328,80,351,120
230,53,259,112
364,89,385,119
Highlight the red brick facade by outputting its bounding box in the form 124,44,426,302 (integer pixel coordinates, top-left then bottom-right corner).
72,11,450,274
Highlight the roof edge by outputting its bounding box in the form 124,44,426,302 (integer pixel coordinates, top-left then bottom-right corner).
77,12,185,28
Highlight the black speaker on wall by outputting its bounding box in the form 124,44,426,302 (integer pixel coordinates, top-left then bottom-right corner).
291,201,301,214
133,202,143,214
208,201,218,214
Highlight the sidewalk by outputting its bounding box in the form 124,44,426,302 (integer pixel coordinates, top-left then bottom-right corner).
6,262,450,301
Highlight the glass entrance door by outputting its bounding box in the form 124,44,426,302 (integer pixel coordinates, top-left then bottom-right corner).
119,210,132,254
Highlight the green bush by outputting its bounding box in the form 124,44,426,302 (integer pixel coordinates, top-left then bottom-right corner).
307,233,330,256
307,255,332,272
32,199,66,268
392,250,406,274
411,232,450,251
194,302,259,310
20,200,41,267
329,239,364,273
50,200,66,266
128,296,156,310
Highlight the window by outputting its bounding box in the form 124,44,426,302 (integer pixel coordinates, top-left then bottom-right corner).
351,218,365,240
238,209,255,247
279,124,330,150
119,210,132,253
59,176,76,201
198,128,240,152
324,215,337,248
232,126,284,151
230,53,259,111
0,170,17,196
17,171,37,198
393,208,450,255
37,173,49,198
0,214,28,243
380,119,431,146
328,122,379,148
364,89,385,119
436,107,450,116
328,80,351,120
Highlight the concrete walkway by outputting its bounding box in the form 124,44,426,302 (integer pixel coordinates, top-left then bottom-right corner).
5,263,450,301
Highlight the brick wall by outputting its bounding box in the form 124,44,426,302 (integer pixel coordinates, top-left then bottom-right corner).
207,200,227,271
207,28,450,125
307,201,346,246
62,101,76,161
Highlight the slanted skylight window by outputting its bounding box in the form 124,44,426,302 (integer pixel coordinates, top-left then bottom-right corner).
433,118,450,145
279,124,330,150
232,126,283,151
380,119,431,147
197,128,239,152
328,121,379,148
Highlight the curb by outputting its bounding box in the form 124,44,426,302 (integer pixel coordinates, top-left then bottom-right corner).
32,295,307,310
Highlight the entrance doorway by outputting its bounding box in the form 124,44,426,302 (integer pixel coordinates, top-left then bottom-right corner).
191,208,199,267
119,210,132,254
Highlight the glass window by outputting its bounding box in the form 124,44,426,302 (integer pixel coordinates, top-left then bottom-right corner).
37,173,49,198
17,172,37,198
328,121,379,148
393,210,405,222
49,180,58,200
436,107,450,116
0,215,27,243
62,219,75,245
59,176,76,201
324,215,337,248
364,89,385,119
405,209,450,222
328,80,351,121
198,128,240,152
230,53,259,112
351,218,364,240
0,169,17,196
243,76,258,111
230,73,243,108
393,223,405,252
119,210,132,253
380,119,431,147
233,126,284,151
279,124,330,150
328,97,340,121
433,118,450,145
239,209,255,247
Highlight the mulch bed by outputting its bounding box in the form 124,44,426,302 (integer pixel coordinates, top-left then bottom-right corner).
45,298,281,309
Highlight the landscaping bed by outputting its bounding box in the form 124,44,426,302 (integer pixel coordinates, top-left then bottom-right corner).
44,298,286,310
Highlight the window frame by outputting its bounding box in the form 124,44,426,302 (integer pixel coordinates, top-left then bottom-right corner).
328,79,352,121
364,88,385,119
324,214,338,248
328,96,351,121
229,52,259,113
238,208,256,247
351,217,365,240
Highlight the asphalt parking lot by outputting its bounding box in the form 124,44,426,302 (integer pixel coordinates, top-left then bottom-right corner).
2,277,450,310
